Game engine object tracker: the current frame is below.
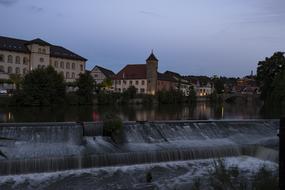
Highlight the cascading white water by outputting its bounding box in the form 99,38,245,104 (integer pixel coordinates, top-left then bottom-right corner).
0,120,279,175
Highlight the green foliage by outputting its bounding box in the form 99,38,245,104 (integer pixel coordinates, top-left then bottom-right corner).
257,52,285,115
146,171,153,183
122,86,137,101
101,78,113,88
257,52,285,100
103,113,123,143
191,177,202,190
157,89,184,104
9,73,22,90
206,159,278,190
76,72,95,105
252,166,279,190
15,66,66,106
213,78,225,94
187,86,197,104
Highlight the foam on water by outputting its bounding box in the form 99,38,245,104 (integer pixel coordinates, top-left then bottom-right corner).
0,157,278,190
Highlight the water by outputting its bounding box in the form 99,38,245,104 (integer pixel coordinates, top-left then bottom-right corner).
0,157,278,190
0,120,279,175
0,102,268,123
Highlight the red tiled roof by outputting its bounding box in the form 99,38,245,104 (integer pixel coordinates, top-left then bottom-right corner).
113,64,147,80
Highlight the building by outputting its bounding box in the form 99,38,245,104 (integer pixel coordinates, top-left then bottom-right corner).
163,71,192,96
90,65,115,84
0,36,87,83
195,81,215,97
112,52,159,94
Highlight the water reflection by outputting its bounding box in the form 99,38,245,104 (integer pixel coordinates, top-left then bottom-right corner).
0,101,269,123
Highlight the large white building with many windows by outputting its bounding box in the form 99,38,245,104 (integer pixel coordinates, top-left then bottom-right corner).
0,36,87,83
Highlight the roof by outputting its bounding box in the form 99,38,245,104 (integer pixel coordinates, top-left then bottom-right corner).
164,70,181,79
0,36,30,53
0,36,87,61
26,38,51,46
157,72,176,82
92,65,115,78
113,64,147,80
146,52,158,61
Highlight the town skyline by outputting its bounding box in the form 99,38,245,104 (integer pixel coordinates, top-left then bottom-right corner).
0,0,284,77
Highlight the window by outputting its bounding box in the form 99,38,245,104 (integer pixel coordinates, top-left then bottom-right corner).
72,63,75,70
38,48,41,53
66,72,70,79
23,57,28,65
135,81,139,85
42,49,46,54
23,68,27,74
54,61,58,68
80,64,83,71
60,62,64,69
7,66,12,74
94,74,98,78
140,88,145,93
0,55,4,62
72,72,75,78
15,67,20,74
40,58,44,63
130,80,133,85
8,55,13,63
123,80,126,85
15,56,20,64
142,81,145,85
118,80,121,85
66,62,70,69
0,66,4,73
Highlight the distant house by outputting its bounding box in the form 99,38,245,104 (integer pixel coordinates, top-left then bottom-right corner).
112,52,158,94
163,71,192,96
90,65,115,84
194,81,215,97
157,72,177,92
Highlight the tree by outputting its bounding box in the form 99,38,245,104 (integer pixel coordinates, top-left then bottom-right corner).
101,78,113,89
9,74,22,90
187,85,196,104
77,72,95,104
257,52,285,100
213,78,225,94
257,52,285,115
20,66,66,106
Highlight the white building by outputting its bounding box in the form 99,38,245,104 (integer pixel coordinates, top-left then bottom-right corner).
0,36,87,83
90,65,115,84
195,82,215,96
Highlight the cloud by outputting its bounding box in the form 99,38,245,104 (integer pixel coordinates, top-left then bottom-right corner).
0,0,18,6
29,6,44,13
139,10,161,17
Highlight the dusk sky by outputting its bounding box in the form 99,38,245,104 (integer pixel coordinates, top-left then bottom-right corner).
0,0,284,77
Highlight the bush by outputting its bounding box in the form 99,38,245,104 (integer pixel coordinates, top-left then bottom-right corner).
103,113,123,143
76,72,95,105
206,159,278,190
15,66,66,106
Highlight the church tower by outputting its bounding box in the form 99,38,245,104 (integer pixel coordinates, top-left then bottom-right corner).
146,51,158,95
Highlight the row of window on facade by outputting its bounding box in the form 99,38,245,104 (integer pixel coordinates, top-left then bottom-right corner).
53,61,83,71
116,87,145,93
38,48,46,54
115,80,146,86
37,65,77,79
0,54,29,65
0,66,27,74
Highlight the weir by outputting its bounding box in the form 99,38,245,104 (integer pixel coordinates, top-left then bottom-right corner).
0,120,279,175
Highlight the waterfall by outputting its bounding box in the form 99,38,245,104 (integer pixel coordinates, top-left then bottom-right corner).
0,145,252,176
0,123,83,145
0,120,279,176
